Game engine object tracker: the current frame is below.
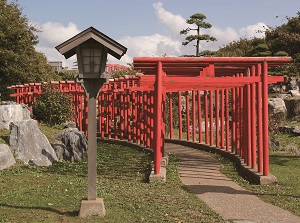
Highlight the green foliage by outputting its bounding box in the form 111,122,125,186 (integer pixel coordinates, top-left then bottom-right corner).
58,69,78,81
215,37,265,57
199,50,216,57
33,85,74,126
252,43,272,56
180,13,217,56
275,51,289,56
110,63,139,78
0,0,60,99
0,128,9,144
266,12,300,57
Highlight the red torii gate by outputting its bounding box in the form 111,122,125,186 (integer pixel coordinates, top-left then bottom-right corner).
8,56,292,182
133,56,292,177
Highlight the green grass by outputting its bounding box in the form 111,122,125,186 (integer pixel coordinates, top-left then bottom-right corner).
0,128,9,144
0,142,224,223
219,151,300,217
38,123,66,144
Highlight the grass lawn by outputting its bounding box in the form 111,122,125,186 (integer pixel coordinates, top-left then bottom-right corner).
0,142,224,223
219,151,300,217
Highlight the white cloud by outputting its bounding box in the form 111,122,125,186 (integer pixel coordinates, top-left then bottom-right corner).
239,22,267,39
38,22,80,47
34,22,80,68
34,2,269,68
153,2,187,37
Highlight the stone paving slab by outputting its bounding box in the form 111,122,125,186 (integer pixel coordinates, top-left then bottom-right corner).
165,143,300,223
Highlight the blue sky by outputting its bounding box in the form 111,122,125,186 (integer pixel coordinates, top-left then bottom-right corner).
11,0,300,68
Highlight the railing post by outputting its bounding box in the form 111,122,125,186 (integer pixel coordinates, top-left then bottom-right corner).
262,61,269,176
197,90,202,143
169,92,173,139
178,91,182,140
154,61,163,174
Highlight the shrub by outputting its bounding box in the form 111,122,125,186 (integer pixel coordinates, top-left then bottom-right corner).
33,85,74,126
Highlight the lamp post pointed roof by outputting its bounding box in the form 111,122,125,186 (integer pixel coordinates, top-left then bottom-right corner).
55,26,127,60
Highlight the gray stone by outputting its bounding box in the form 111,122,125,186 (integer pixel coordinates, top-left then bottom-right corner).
284,97,300,119
79,198,106,218
52,128,87,162
0,144,16,170
268,98,287,114
276,93,290,100
63,121,77,129
149,166,166,182
0,104,25,129
288,77,299,91
9,119,58,166
288,90,300,97
279,125,300,136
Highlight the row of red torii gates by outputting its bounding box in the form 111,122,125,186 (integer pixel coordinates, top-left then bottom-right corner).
8,57,292,178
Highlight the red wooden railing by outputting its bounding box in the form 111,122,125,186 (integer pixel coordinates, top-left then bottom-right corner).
8,57,292,177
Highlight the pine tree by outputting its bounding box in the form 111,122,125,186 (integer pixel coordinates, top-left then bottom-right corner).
180,13,217,56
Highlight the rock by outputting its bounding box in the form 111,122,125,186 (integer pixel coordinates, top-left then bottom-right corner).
0,102,31,129
268,98,287,114
0,144,16,170
63,121,77,129
279,126,293,134
52,128,87,162
9,119,58,166
276,94,290,100
284,97,300,119
279,125,300,136
288,90,300,97
269,140,281,152
287,77,299,91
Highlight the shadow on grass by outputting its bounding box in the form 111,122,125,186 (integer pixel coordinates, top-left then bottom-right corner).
270,154,300,166
0,203,78,217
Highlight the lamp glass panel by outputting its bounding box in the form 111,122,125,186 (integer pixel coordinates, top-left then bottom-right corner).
81,47,103,74
83,57,91,65
84,65,90,73
93,65,100,73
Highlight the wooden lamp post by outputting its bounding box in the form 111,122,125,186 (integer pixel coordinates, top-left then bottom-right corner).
56,27,127,218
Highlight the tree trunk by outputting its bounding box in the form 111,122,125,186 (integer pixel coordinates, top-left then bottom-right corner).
196,26,200,56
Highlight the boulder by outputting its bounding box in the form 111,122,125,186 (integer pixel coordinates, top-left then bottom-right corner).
52,128,87,162
276,94,290,100
288,90,300,97
284,97,300,119
268,98,287,114
279,125,300,136
0,102,31,129
9,119,58,166
0,144,16,170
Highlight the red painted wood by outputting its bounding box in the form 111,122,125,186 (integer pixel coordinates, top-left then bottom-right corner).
186,91,190,141
204,91,209,144
197,90,202,143
192,90,196,141
251,66,257,170
225,89,230,151
178,91,182,140
215,90,220,147
169,92,173,139
209,90,214,146
154,61,163,174
262,61,269,176
220,89,225,149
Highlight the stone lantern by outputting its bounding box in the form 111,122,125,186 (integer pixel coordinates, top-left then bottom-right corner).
56,26,127,217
